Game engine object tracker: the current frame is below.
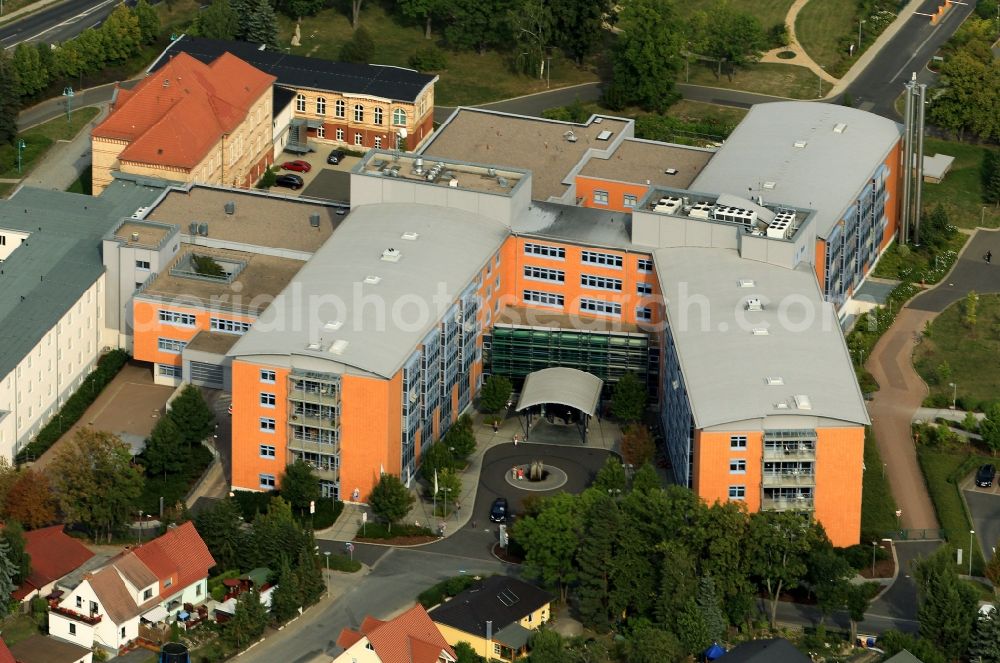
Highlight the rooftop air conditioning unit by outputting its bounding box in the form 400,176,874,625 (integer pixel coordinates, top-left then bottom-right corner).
224,201,236,215
563,130,577,143
381,248,402,262
746,297,763,312
130,232,140,242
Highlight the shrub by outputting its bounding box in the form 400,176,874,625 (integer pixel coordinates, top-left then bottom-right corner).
357,522,433,539
192,255,225,277
257,167,276,189
417,574,477,607
408,45,447,71
325,552,361,572
208,570,240,601
230,489,342,529
339,26,375,64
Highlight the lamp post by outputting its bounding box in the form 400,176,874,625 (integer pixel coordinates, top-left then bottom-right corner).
62,87,74,123
859,19,865,49
441,487,451,526
970,530,975,575
16,139,25,174
138,509,143,544
949,382,957,410
871,541,878,577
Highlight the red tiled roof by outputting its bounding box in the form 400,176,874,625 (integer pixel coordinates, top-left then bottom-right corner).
0,637,14,663
132,522,215,600
12,526,93,600
92,51,275,169
337,605,455,663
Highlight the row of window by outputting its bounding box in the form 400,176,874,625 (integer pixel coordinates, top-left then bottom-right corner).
211,318,251,335
159,310,195,326
579,298,622,317
159,311,251,335
521,290,654,320
319,126,387,148
295,95,407,126
592,190,639,208
158,338,186,354
581,274,622,291
523,267,652,295
523,244,653,272
523,265,565,283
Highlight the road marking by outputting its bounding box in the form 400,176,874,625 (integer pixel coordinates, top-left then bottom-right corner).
4,0,117,49
890,6,965,83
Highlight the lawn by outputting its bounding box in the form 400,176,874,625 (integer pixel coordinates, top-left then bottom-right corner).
0,107,100,181
276,5,600,107
0,614,42,646
664,99,749,126
914,294,1000,411
682,61,831,99
675,0,795,34
861,428,899,539
795,0,859,72
921,138,1000,230
872,230,968,284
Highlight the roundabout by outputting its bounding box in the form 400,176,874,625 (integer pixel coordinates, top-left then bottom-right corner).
504,461,568,492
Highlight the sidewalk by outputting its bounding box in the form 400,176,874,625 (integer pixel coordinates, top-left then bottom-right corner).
18,103,107,192
914,407,987,424
0,0,66,26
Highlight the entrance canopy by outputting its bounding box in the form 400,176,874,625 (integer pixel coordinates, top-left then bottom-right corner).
515,367,602,417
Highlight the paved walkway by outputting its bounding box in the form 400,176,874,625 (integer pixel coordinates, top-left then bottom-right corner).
0,0,65,26
759,0,838,84
914,408,986,424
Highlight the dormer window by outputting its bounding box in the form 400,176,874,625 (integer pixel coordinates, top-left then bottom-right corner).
144,588,153,600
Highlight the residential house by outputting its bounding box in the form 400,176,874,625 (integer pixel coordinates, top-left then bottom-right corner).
7,635,93,663
884,651,925,663
719,638,811,662
12,525,94,603
428,577,553,661
335,604,456,663
48,522,215,652
0,638,12,663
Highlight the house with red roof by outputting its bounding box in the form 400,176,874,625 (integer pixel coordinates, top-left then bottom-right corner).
335,604,456,663
91,51,275,195
11,525,94,603
48,522,215,653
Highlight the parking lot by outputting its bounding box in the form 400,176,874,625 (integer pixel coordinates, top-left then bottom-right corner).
271,143,357,204
962,466,1000,559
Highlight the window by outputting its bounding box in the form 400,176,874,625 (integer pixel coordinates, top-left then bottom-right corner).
580,298,622,316
637,282,653,295
374,107,383,125
135,260,150,270
135,282,143,291
580,274,622,291
623,194,638,208
730,435,747,450
729,485,746,500
523,265,565,283
494,643,503,656
159,310,195,326
593,189,609,205
636,306,652,321
211,318,251,334
354,132,363,146
296,94,305,112
336,128,344,141
260,417,276,432
354,104,364,122
76,596,82,609
259,444,276,458
316,97,326,115
581,250,622,268
374,136,382,149
196,583,203,597
316,125,325,138
260,392,276,408
393,108,406,125
522,289,564,309
260,369,276,383
69,623,76,636
157,338,186,354
158,364,181,378
121,626,126,638
335,99,345,118
524,243,565,260
730,459,747,474
637,258,654,272
143,588,152,600
260,473,276,489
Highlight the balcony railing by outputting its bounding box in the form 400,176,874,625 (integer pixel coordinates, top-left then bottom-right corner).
51,605,102,625
289,413,339,430
762,446,816,460
762,471,816,487
761,497,815,511
288,388,339,405
287,438,339,455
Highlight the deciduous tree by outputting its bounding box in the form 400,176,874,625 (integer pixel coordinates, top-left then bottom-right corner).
549,0,613,65
397,0,446,39
194,497,247,571
514,492,580,601
702,1,767,79
251,497,307,570
133,0,161,44
433,467,461,514
630,462,661,493
981,404,1000,456
610,372,647,422
274,0,325,19
608,0,682,112
0,50,19,145
168,384,215,448
339,26,375,63
11,43,47,98
745,510,818,627
621,423,655,466
368,474,414,533
625,624,683,663
984,149,1000,205
3,470,57,529
100,5,143,63
478,375,512,414
195,0,241,40
593,455,627,493
443,0,508,54
421,441,455,482
280,459,321,517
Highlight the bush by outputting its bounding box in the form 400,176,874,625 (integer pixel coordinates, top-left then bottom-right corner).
326,552,362,572
840,543,889,571
230,489,342,529
356,522,433,539
312,499,343,530
208,570,240,602
257,167,276,189
339,26,375,64
408,45,448,71
17,350,129,462
417,574,477,607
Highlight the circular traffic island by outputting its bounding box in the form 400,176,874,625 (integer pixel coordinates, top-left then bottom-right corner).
504,460,568,492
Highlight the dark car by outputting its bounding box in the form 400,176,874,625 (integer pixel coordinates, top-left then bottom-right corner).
976,464,996,487
489,497,509,523
280,160,312,172
327,149,347,165
274,173,303,190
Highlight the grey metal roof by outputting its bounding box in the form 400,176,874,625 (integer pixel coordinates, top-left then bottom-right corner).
514,202,652,251
654,247,869,429
884,650,925,663
720,638,811,662
0,181,166,379
691,102,901,239
516,367,602,416
228,203,508,378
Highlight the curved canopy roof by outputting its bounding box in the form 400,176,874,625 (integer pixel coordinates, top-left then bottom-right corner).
515,367,603,417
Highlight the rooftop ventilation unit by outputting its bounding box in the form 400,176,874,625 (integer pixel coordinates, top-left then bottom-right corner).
401,231,419,241
687,202,713,220
563,130,578,143
323,321,342,331
752,327,769,336
793,140,808,148
363,275,382,285
766,210,796,240
309,213,321,228
162,79,170,88
774,401,790,410
329,339,349,355
653,196,682,214
381,248,402,262
765,376,784,386
712,205,757,227
833,123,848,134
763,181,776,189
425,162,445,182
224,201,236,215
487,167,497,177
594,117,603,124
596,130,613,141
497,176,509,188
738,279,755,288
448,178,459,188
198,223,208,237
189,222,198,235
307,342,322,351
664,167,678,175
132,206,148,218
130,232,140,242
793,394,813,410
413,157,424,175
746,297,763,312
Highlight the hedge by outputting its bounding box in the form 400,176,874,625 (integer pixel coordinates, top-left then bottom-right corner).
231,489,343,530
325,552,362,573
16,349,130,463
357,522,434,540
417,575,478,608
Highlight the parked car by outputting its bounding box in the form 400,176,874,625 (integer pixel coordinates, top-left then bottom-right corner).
489,497,508,523
274,173,303,190
281,160,311,172
327,149,346,165
976,464,996,487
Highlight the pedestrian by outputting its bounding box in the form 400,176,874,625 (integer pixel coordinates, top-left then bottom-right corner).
987,250,993,263
456,501,461,514
493,420,499,433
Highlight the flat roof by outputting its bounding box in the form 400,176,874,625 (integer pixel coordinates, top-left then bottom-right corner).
229,203,509,378
579,138,715,189
113,220,174,249
0,181,167,380
654,247,869,429
142,186,342,254
495,305,652,335
514,202,647,251
185,330,240,355
354,150,528,197
691,102,901,239
8,635,93,663
420,108,631,201
140,245,305,310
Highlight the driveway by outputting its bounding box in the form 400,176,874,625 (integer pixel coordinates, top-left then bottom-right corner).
964,476,1000,560
908,230,1000,313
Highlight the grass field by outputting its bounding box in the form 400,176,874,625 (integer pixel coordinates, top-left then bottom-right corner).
915,294,1000,410
276,5,600,107
0,106,99,181
665,99,749,125
682,61,831,99
676,0,795,34
0,614,41,646
796,0,859,72
861,429,899,539
922,139,1000,230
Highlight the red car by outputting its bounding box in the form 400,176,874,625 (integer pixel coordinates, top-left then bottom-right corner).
281,160,312,172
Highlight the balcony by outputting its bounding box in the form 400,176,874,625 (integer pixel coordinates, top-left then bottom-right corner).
761,497,815,511
288,387,339,405
51,605,102,625
289,413,339,430
762,471,816,487
287,437,339,455
762,445,816,461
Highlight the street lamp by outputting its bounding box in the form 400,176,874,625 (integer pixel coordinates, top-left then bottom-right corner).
16,139,25,174
970,530,975,575
949,382,957,410
62,87,74,123
138,509,143,544
859,19,866,50
871,541,878,576
817,68,824,99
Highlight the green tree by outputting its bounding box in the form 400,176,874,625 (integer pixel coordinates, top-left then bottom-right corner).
74,28,108,72
368,474,415,533
745,510,818,627
593,455,627,493
434,467,462,514
1,521,30,586
575,493,621,630
980,404,1000,456
675,598,711,655
968,611,1000,663
625,624,683,663
443,419,476,458
168,384,215,448
515,492,580,601
806,544,852,625
921,204,953,249
965,410,982,434
610,372,647,422
397,0,446,39
133,0,161,44
100,4,143,62
193,497,247,571
281,459,321,517
845,583,872,647
696,576,726,643
0,50,20,145
608,529,657,619
654,541,698,624
527,629,564,663
11,43,47,98
226,587,268,647
935,361,952,385
195,0,241,40
421,441,455,482
235,0,279,47
275,0,325,18
879,630,947,663
914,546,979,656
965,291,980,328
0,538,17,618
443,0,508,54
269,556,302,623
143,415,185,479
478,375,513,414
340,26,376,63
294,530,325,605
549,0,613,65
48,429,144,542
984,149,1000,205
609,0,682,111
703,1,767,79
453,641,486,663
630,463,661,493
510,0,553,78
621,423,655,466
250,497,307,570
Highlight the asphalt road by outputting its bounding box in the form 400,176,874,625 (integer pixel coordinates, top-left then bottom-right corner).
844,0,976,118
965,487,1000,561
0,0,124,50
907,230,1000,312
